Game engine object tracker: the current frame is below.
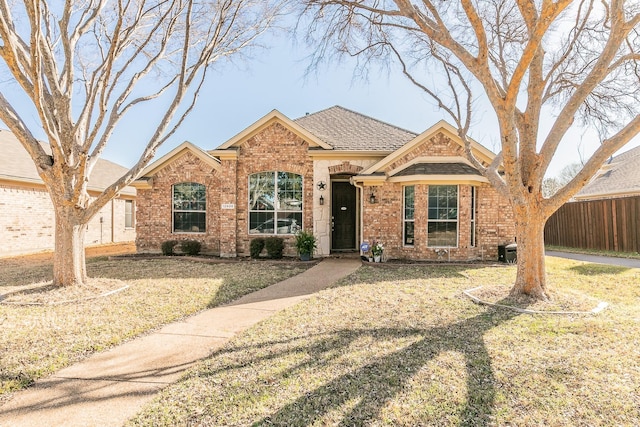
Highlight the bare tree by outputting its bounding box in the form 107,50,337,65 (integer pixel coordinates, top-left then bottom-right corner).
302,0,640,299
543,162,584,197
0,0,284,286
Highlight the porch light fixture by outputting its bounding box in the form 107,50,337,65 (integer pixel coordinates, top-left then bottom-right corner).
369,192,377,204
319,195,325,205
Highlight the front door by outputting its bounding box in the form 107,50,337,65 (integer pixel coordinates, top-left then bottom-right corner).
331,181,356,250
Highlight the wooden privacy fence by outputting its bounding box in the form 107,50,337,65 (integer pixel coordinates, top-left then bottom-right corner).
544,196,640,253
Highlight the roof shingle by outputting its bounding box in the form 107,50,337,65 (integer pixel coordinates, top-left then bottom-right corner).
575,145,640,199
0,129,135,195
294,106,417,151
393,162,482,177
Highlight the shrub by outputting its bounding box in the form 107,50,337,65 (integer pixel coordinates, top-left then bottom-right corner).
181,240,202,256
265,237,284,259
161,240,179,256
294,230,317,256
250,238,265,259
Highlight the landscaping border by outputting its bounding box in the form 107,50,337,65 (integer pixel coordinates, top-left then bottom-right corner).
463,286,609,315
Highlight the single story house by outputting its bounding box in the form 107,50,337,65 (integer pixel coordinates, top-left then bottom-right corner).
133,106,515,260
0,129,136,257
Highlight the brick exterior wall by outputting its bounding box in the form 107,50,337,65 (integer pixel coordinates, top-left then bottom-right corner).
361,132,515,261
386,131,465,171
135,151,221,254
361,182,513,261
0,183,135,257
235,123,314,256
135,128,515,261
328,161,364,175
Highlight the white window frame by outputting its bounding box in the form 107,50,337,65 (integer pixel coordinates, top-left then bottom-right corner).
427,184,459,248
172,182,206,234
248,171,303,235
403,185,415,246
125,200,134,229
470,186,477,247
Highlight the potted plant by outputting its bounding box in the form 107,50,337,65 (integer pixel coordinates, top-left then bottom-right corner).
371,241,384,262
294,230,317,261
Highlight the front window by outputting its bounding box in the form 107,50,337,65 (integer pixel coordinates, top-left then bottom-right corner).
470,186,476,247
173,182,206,233
403,186,415,246
249,171,302,234
428,185,458,247
125,200,134,228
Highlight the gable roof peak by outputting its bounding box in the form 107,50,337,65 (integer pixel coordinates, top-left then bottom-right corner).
216,108,333,150
137,140,220,179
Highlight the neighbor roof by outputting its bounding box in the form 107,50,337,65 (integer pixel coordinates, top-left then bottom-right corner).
294,106,418,151
574,145,640,200
0,129,135,196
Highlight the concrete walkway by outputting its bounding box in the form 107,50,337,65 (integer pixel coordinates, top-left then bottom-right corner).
0,258,361,427
546,250,640,268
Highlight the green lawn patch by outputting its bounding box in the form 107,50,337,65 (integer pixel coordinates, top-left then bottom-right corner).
128,257,640,426
0,257,310,402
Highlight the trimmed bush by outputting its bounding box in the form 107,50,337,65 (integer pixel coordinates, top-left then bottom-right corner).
161,240,179,256
250,238,265,259
265,237,284,259
181,240,202,256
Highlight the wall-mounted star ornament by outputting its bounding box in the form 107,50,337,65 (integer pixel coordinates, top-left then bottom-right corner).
316,181,326,191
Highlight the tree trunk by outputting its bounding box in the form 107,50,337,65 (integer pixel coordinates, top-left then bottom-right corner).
510,208,549,300
53,204,88,287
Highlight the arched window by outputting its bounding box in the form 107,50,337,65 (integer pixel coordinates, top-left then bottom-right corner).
173,182,206,233
248,172,302,234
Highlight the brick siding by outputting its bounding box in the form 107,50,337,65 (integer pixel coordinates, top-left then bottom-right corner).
234,123,314,256
135,128,515,260
362,132,515,261
135,151,221,254
1,184,135,257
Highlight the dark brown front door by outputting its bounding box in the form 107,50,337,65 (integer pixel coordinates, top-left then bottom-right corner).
332,181,356,250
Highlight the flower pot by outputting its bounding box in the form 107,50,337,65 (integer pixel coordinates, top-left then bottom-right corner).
374,255,381,263
299,253,311,261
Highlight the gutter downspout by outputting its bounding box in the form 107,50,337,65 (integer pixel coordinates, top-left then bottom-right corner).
351,177,364,254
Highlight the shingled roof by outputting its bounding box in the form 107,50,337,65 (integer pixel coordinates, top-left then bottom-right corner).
393,162,482,177
294,105,417,151
0,129,135,196
574,145,640,200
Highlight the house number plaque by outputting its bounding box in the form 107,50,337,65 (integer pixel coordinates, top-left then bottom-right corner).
221,203,235,209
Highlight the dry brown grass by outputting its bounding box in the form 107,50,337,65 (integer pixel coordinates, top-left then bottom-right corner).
0,252,311,402
129,257,640,426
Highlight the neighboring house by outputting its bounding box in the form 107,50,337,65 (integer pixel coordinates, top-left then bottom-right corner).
545,145,640,252
134,106,515,261
0,129,136,257
573,145,640,201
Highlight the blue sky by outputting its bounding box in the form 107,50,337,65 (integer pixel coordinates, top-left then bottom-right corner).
103,33,458,168
4,29,635,178
109,31,634,178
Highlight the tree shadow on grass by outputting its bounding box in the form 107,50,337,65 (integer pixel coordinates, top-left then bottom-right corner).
193,290,526,426
253,303,522,426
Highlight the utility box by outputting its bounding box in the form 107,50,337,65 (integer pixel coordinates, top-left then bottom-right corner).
498,243,517,263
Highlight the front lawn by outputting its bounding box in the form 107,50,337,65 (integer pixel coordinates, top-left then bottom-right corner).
129,257,640,426
0,257,311,401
